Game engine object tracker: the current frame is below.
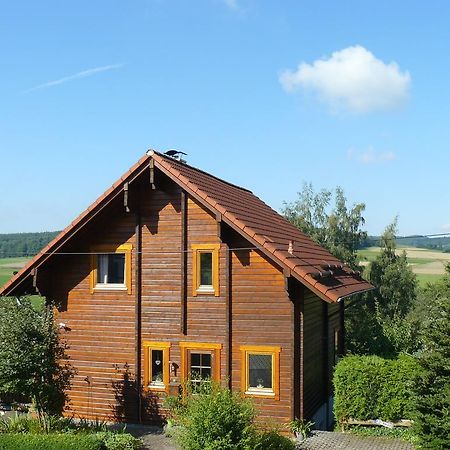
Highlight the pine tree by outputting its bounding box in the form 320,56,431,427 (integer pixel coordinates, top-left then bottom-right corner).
413,276,450,449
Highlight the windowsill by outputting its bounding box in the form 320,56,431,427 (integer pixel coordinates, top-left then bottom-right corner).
244,389,275,398
94,284,127,291
196,285,216,295
147,382,165,391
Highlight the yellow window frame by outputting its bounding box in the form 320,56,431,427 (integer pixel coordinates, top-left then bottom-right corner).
90,243,132,294
143,341,171,393
240,345,281,400
191,244,220,297
180,342,222,383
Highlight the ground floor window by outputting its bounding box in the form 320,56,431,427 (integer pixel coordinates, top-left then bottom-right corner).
240,345,281,400
143,341,171,392
180,342,221,389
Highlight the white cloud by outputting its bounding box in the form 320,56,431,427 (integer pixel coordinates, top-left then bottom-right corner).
279,46,411,113
347,146,396,164
23,64,124,93
442,223,450,231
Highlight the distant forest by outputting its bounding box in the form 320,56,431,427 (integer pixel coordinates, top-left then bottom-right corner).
0,231,60,258
0,230,449,259
363,235,450,252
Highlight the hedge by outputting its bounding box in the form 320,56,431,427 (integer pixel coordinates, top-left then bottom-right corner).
0,433,103,450
333,354,420,425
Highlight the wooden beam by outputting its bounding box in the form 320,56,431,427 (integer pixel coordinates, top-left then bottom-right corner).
134,210,142,423
226,246,232,389
123,182,130,212
31,268,40,295
322,301,330,429
293,283,303,421
149,158,156,190
180,190,188,335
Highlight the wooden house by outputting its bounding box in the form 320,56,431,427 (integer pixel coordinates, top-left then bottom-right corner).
0,150,373,429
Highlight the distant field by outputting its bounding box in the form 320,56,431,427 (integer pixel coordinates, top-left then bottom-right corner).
358,247,449,286
0,257,29,287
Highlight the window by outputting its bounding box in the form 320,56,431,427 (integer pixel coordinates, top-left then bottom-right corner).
180,342,222,387
90,244,132,294
192,244,220,296
240,345,281,400
143,341,170,392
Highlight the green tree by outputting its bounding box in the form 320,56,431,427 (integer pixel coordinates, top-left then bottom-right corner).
282,183,366,269
347,219,418,356
412,275,450,449
0,297,72,423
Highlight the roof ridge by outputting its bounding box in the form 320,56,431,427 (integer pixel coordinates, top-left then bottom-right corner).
149,150,253,194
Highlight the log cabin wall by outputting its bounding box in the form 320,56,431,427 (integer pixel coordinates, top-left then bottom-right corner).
51,199,138,421
302,291,342,429
230,245,294,425
49,179,295,425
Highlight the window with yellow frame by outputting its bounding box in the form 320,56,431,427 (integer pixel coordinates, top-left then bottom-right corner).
90,243,132,294
143,341,171,392
180,342,222,388
191,244,220,296
240,345,281,400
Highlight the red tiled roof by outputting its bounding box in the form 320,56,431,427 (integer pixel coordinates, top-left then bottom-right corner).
151,151,373,303
0,150,373,302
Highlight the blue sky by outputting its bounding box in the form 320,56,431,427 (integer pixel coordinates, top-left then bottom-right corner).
1,0,449,236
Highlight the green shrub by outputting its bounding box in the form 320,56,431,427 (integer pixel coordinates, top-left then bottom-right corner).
0,433,103,450
251,430,295,450
173,383,255,450
333,354,420,425
97,431,142,450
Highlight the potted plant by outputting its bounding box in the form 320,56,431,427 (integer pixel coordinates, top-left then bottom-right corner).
287,418,314,443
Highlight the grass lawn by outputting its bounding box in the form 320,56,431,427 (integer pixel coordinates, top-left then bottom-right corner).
0,257,29,287
0,257,44,309
416,273,447,287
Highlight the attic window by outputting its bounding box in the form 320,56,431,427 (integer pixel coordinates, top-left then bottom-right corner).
192,244,220,296
90,244,132,294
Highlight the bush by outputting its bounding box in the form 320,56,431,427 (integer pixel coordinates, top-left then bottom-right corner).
166,383,295,450
251,430,295,450
172,383,255,450
333,354,420,425
0,433,103,450
97,432,142,450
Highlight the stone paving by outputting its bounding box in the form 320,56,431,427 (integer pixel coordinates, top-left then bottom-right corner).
299,431,414,450
127,426,415,450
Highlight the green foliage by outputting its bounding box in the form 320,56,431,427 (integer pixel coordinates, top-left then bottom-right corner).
283,183,366,269
251,430,295,450
96,432,141,450
333,354,420,425
172,383,255,450
286,418,314,438
0,297,73,419
166,383,293,450
0,433,103,450
412,276,450,449
347,219,419,356
345,425,418,444
0,232,59,258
